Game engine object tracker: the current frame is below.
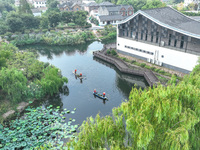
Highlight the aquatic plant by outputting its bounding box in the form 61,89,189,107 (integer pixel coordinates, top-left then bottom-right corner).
0,105,78,149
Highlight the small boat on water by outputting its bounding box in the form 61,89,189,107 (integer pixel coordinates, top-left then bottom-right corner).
93,92,107,100
73,69,83,79
93,90,107,100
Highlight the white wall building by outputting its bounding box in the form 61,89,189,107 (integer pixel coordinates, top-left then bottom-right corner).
33,0,47,8
117,7,200,73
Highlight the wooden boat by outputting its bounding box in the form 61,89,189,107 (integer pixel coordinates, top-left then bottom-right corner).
93,92,107,100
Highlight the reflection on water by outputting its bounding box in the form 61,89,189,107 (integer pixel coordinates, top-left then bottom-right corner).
18,42,93,59
19,41,148,125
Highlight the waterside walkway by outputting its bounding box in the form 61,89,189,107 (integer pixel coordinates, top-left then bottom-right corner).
93,50,159,87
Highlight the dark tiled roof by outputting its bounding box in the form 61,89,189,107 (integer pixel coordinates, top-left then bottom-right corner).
142,7,200,35
99,15,127,21
105,5,133,12
31,9,41,13
99,1,114,6
59,2,73,8
86,2,99,7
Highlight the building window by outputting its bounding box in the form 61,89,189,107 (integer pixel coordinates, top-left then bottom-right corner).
123,30,125,36
136,32,138,39
130,30,133,38
180,36,184,49
174,39,177,47
151,33,153,42
127,30,129,37
141,32,143,40
156,32,159,43
145,30,148,41
168,34,172,46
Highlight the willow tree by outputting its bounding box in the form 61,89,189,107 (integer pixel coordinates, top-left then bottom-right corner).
67,63,200,149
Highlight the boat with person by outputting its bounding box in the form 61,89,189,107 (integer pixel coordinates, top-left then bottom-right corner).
93,89,108,100
73,69,83,79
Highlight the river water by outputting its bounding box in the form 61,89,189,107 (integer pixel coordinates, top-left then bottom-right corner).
19,41,148,125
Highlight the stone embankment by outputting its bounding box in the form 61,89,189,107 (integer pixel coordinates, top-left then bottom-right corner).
93,50,159,87
2,102,29,120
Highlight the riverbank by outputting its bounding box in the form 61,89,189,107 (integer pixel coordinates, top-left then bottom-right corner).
101,44,184,84
0,42,68,123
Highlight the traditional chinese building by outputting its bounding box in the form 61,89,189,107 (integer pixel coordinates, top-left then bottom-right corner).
117,7,200,73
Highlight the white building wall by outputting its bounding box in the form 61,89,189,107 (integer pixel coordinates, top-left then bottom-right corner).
34,1,46,8
117,37,199,72
33,12,41,16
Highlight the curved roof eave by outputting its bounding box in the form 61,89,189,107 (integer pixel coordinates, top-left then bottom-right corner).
118,10,200,39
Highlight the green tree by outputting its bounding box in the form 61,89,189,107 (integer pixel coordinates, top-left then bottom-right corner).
67,61,200,149
21,14,40,29
48,11,60,27
142,0,167,10
0,1,15,13
61,11,73,23
6,16,24,32
73,11,87,26
18,0,32,14
0,67,27,102
0,42,14,68
0,20,8,34
40,15,49,29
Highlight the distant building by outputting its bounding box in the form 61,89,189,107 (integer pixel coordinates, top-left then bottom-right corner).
98,5,134,17
117,7,200,73
82,0,95,5
31,8,41,16
84,1,114,13
97,5,134,26
58,0,82,5
98,15,127,26
33,0,47,8
59,2,82,11
84,2,99,12
15,0,20,6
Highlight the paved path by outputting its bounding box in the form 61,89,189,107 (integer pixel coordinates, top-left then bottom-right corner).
93,50,159,87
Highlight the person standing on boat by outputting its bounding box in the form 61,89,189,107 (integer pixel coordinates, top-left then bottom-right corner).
94,89,97,94
103,92,106,98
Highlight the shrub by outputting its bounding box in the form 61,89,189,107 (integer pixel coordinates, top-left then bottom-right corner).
131,60,136,64
140,63,146,68
145,65,151,69
68,23,76,27
155,68,161,72
50,30,56,33
111,49,117,56
24,30,30,34
158,70,165,74
42,29,48,33
4,32,12,38
150,67,156,71
34,29,40,33
107,50,111,54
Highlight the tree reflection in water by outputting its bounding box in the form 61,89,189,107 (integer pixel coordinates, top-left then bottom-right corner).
18,42,93,59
